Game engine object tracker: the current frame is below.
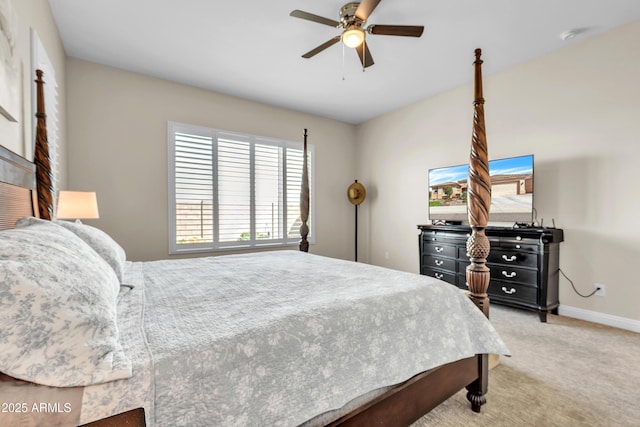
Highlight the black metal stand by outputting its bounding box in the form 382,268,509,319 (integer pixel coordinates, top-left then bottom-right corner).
355,204,358,262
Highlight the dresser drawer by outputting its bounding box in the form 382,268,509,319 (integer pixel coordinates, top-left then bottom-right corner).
421,267,456,285
488,264,537,286
422,230,467,243
422,255,456,272
422,242,457,258
497,241,538,253
488,280,537,305
460,245,534,262
459,259,536,284
488,249,538,268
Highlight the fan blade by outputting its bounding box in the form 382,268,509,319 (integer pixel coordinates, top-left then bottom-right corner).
302,36,341,58
290,10,339,27
355,0,382,21
355,42,374,68
369,25,424,37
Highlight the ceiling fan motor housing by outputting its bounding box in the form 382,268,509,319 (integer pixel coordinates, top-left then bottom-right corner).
340,2,365,27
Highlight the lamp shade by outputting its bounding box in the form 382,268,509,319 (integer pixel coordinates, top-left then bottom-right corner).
342,26,365,48
56,191,100,219
347,181,366,205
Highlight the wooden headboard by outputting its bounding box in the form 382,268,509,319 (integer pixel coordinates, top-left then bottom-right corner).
0,68,50,231
0,145,37,231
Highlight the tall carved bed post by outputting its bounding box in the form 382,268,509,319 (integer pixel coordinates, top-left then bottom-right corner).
465,48,491,412
34,69,54,220
466,49,491,316
299,128,310,252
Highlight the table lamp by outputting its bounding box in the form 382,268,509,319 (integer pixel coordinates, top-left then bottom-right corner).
56,191,100,221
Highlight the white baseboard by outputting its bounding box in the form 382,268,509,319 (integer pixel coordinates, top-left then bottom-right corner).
558,305,640,333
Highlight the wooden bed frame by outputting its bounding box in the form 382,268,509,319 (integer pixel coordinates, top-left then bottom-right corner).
0,49,493,426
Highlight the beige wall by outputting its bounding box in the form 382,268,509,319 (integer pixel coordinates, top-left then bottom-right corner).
66,59,357,262
2,0,67,187
356,21,640,322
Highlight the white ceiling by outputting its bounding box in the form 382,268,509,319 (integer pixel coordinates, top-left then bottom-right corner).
48,0,640,124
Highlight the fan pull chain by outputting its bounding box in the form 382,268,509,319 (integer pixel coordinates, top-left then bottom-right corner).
342,36,346,80
362,39,366,72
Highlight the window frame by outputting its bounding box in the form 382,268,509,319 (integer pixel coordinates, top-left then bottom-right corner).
168,121,315,255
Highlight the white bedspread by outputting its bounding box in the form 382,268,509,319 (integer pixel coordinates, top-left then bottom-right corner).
81,250,509,426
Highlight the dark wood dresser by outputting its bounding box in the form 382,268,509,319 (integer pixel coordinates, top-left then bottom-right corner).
418,224,564,322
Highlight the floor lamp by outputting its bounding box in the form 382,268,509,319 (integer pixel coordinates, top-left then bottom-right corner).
347,180,366,262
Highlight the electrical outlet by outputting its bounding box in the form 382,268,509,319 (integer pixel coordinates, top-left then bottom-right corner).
594,283,606,297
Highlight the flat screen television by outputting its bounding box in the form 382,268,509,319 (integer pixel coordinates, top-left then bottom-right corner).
428,154,534,224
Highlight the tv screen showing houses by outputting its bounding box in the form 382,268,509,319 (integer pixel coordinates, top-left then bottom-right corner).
428,155,534,223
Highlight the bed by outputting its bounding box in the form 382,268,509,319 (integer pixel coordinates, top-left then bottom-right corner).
0,49,503,426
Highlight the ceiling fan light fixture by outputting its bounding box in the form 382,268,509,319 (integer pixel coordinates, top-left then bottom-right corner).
342,25,365,48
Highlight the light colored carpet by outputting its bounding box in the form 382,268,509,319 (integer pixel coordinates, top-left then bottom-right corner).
411,305,640,426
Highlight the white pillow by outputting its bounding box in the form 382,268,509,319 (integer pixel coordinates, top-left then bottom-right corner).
0,219,132,387
53,220,127,283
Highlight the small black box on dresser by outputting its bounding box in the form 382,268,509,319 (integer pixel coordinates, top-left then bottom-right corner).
418,224,564,322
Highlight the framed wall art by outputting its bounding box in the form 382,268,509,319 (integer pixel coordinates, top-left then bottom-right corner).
0,0,19,123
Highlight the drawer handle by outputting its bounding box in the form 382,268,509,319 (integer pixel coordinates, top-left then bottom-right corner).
435,260,444,266
502,270,517,278
502,255,517,262
435,273,444,279
501,286,517,294
435,246,444,253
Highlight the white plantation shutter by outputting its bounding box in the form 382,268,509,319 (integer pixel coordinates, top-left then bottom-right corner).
168,122,313,254
255,143,283,240
217,137,250,243
286,148,304,238
174,131,214,247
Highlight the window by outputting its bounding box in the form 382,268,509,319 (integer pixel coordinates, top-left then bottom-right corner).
168,122,313,254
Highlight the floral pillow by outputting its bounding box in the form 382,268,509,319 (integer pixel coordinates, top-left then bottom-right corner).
0,219,132,387
53,219,127,283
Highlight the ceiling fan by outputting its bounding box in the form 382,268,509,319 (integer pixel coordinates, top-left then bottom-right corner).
290,0,424,68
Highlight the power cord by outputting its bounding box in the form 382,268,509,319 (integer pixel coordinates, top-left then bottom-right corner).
116,283,135,303
559,268,599,298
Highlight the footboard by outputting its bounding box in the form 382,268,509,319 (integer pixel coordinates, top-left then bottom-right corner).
329,355,487,426
80,408,145,427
